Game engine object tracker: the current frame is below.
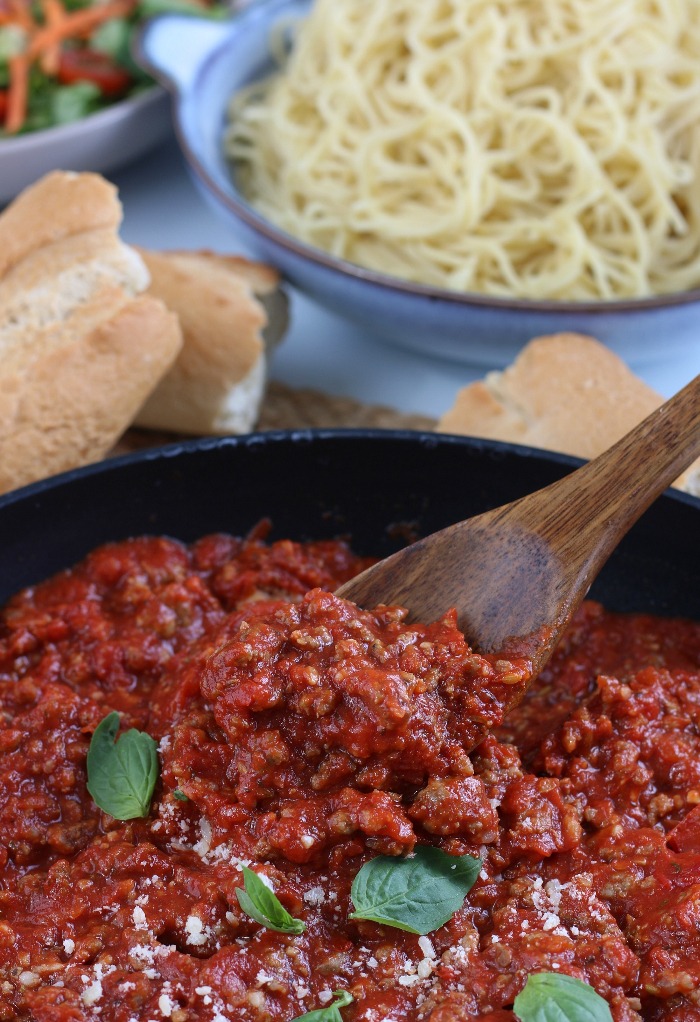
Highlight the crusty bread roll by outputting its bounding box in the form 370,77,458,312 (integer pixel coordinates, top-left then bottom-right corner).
134,249,288,435
438,333,699,495
0,171,182,495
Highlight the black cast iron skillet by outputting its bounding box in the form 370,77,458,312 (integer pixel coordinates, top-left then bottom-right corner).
0,430,698,620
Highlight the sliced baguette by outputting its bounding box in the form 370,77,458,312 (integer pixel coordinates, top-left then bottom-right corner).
437,333,700,496
134,248,288,435
0,171,182,495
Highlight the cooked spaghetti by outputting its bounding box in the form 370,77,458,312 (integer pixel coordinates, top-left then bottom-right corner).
225,0,700,301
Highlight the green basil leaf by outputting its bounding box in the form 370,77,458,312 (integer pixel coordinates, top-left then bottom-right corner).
86,712,158,820
349,845,481,935
173,788,188,801
235,866,306,935
292,990,353,1022
514,973,613,1022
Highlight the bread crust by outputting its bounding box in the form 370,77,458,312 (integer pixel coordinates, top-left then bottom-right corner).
0,296,181,493
438,333,699,494
135,249,288,435
177,249,289,352
0,172,182,495
0,171,123,280
190,250,281,296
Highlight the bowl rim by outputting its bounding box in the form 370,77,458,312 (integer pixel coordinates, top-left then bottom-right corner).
0,83,166,154
137,4,700,316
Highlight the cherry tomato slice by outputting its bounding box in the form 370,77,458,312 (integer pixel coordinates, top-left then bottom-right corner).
57,49,133,98
0,90,7,125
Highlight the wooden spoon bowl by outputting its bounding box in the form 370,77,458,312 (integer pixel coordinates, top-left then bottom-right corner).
338,374,700,727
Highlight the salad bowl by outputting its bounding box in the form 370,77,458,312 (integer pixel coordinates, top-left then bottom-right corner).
0,0,201,206
0,85,170,206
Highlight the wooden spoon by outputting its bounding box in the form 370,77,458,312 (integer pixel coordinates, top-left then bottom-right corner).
337,374,700,722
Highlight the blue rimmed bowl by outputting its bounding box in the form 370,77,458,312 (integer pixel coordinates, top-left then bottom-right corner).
136,0,700,366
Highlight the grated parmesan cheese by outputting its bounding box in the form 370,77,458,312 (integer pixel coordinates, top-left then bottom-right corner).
303,886,326,906
158,992,175,1017
184,915,211,947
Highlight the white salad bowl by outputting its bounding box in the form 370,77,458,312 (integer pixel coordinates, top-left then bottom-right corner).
0,85,171,208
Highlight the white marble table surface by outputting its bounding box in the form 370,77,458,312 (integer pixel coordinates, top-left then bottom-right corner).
113,137,700,420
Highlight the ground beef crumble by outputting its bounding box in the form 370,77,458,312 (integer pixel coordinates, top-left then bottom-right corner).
0,532,698,1022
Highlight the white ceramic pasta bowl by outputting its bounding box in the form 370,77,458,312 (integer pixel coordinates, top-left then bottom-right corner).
0,85,171,208
136,0,700,366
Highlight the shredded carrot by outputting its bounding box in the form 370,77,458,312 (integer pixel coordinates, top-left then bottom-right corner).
0,5,20,24
5,52,29,134
28,0,137,57
7,0,34,30
1,0,141,135
39,0,65,75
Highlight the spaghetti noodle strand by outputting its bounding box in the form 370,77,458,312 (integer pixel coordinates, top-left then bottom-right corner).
226,0,700,300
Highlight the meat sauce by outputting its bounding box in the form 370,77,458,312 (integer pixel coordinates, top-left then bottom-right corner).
0,530,699,1022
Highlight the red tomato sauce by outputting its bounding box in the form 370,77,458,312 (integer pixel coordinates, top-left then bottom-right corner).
0,531,699,1022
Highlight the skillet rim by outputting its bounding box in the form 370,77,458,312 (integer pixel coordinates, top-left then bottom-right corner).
0,429,697,616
